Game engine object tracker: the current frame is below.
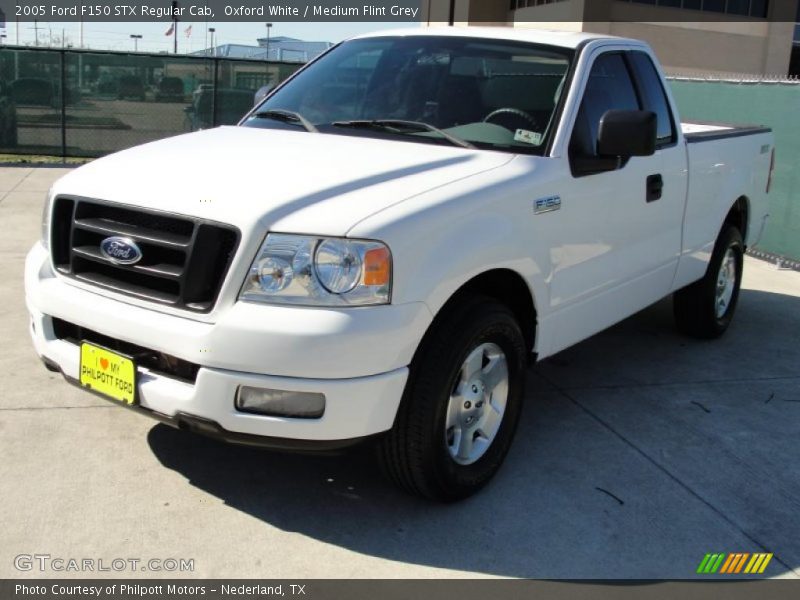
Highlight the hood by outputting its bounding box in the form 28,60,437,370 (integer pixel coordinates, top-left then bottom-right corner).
54,126,515,237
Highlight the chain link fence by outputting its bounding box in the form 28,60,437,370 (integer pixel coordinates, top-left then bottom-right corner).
0,46,302,158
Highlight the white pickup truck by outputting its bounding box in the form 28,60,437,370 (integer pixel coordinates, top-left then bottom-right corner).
27,28,774,501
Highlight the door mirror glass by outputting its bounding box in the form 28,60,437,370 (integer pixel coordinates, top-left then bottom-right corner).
597,110,657,158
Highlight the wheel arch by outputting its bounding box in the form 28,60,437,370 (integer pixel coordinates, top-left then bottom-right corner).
723,196,750,247
426,268,538,356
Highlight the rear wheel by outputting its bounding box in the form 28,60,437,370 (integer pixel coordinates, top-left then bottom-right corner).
674,225,744,338
377,295,527,501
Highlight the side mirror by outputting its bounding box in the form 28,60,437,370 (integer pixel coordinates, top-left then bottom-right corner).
597,110,657,158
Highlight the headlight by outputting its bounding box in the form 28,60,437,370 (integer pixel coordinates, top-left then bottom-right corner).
315,239,362,294
41,190,53,250
240,234,392,307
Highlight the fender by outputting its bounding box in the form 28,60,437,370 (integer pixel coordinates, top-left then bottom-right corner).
348,157,556,355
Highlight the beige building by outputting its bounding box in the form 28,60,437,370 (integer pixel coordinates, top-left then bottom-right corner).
422,0,799,76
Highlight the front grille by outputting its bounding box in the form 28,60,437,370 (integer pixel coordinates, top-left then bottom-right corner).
51,197,239,313
52,318,200,383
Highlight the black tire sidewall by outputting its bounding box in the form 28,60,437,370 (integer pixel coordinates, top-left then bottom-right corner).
707,227,744,332
418,304,526,498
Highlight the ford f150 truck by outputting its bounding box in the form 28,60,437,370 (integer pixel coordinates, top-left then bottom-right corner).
27,28,774,501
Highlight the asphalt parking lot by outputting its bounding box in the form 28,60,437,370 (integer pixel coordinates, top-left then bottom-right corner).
1,165,799,579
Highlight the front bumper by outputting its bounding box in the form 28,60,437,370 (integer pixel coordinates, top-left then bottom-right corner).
41,354,377,452
26,242,432,443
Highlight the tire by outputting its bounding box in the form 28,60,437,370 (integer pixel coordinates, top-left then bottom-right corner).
674,224,744,339
377,295,527,501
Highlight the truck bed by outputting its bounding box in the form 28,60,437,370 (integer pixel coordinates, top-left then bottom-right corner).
681,121,772,143
679,121,773,275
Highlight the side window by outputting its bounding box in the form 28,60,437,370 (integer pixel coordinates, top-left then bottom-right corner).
569,53,640,158
628,52,676,146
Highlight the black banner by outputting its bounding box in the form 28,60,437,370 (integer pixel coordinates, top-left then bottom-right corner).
4,580,800,600
3,1,423,22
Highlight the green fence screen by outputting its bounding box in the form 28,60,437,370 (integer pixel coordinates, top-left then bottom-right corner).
669,78,800,261
0,46,301,158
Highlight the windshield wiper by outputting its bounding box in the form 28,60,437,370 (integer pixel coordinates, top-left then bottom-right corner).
332,119,475,149
252,109,318,133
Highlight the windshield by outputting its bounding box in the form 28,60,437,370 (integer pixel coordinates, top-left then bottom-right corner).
243,36,573,155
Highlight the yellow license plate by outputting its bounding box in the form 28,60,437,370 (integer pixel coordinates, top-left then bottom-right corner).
79,343,137,405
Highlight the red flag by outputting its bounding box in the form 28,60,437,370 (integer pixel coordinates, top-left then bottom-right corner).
185,25,192,38
165,23,175,36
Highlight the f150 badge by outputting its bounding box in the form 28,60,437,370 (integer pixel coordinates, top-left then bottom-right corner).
534,195,562,214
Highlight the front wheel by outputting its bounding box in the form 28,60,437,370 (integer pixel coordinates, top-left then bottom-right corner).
674,224,744,338
377,295,527,501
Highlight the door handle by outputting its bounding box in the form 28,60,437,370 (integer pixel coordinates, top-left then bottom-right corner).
646,174,663,203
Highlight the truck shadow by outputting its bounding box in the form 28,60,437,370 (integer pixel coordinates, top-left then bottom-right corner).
147,286,800,578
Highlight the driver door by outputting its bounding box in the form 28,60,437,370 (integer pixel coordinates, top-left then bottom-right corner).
545,50,685,352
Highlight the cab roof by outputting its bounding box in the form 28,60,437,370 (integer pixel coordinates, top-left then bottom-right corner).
351,26,624,51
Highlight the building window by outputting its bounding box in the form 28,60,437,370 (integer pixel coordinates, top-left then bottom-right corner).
510,0,568,10
622,0,770,18
796,0,800,43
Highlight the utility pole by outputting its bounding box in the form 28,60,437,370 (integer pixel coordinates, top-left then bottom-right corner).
209,27,215,57
130,34,142,52
33,19,39,46
265,23,273,86
203,0,209,55
172,0,179,54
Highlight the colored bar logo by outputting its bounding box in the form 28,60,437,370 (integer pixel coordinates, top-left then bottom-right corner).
697,552,773,574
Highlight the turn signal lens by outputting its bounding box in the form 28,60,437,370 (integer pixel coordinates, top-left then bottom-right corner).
364,247,391,286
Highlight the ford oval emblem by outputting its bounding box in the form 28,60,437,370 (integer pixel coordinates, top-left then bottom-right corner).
99,237,143,265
